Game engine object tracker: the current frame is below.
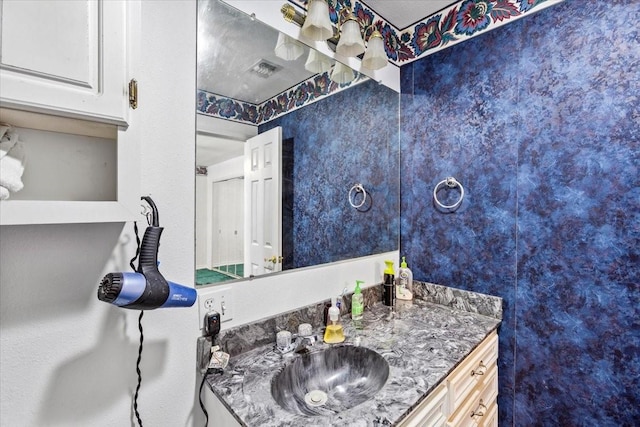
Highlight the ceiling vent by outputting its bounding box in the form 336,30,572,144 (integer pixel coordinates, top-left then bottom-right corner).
248,59,281,78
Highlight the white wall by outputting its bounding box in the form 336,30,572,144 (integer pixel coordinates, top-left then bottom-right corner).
196,174,208,269
0,2,200,426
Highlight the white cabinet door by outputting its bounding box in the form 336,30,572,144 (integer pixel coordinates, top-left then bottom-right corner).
0,0,132,126
398,382,448,427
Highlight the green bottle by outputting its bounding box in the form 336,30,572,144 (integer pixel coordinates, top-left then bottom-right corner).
351,280,364,320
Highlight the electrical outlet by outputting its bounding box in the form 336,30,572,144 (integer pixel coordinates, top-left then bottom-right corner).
198,286,234,326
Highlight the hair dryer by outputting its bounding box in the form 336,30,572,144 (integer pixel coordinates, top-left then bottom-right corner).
97,197,197,310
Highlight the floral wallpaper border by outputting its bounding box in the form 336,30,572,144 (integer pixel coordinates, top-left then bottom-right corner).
197,0,565,125
197,71,367,125
290,0,564,64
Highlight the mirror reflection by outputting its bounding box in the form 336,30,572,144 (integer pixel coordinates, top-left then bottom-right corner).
195,0,399,285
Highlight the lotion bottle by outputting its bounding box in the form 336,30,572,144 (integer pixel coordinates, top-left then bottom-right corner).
397,256,413,301
324,297,345,343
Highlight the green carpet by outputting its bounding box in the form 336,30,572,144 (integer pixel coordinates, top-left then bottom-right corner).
217,263,244,276
196,265,243,285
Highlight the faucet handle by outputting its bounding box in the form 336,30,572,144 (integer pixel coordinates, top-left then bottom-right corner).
298,323,313,337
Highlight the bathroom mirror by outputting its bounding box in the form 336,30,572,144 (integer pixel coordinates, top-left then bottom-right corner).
196,0,399,285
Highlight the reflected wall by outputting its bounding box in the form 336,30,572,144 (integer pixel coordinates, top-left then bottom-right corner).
261,79,399,269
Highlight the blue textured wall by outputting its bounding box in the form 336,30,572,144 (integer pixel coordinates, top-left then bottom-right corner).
261,79,399,269
400,0,639,425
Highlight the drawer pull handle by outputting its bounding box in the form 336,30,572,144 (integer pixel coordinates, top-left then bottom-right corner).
471,361,487,376
471,399,487,419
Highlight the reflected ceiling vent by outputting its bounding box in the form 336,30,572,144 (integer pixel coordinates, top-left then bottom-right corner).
248,59,282,78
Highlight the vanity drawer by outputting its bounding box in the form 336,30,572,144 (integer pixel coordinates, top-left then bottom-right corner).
447,362,498,427
446,331,498,412
398,382,448,427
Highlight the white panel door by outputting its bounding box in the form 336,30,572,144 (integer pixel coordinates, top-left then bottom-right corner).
243,127,282,277
0,0,133,125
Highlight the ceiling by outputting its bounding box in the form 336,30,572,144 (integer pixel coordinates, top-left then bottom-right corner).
364,1,457,29
198,0,317,104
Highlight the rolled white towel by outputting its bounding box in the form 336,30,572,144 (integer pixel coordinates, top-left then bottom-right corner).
0,125,27,199
0,185,9,200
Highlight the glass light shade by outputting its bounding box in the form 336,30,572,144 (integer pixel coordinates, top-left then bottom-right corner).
330,62,355,84
305,49,332,73
336,17,365,57
362,31,388,70
275,32,304,61
301,0,333,41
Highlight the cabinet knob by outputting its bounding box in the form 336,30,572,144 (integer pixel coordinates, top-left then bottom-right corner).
471,361,487,376
471,399,487,419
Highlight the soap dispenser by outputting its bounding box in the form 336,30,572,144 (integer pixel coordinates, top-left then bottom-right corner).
324,297,345,343
351,280,364,321
397,256,414,301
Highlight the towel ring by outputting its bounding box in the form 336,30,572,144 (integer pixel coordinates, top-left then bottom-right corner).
348,183,367,209
433,177,464,210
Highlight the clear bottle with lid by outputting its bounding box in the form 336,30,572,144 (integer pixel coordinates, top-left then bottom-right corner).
396,256,413,301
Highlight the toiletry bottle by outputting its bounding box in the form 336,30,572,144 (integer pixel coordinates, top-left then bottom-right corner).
397,256,414,301
324,297,345,343
336,287,347,311
351,280,364,321
383,260,395,306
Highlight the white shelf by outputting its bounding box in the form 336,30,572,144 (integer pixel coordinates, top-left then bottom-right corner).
0,201,138,225
0,109,139,226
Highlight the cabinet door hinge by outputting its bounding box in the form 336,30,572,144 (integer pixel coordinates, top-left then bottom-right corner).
129,79,138,109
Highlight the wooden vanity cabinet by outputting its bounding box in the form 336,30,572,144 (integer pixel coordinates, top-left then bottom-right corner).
399,382,449,427
399,331,499,427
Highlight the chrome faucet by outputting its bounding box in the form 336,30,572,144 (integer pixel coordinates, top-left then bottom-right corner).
294,336,314,354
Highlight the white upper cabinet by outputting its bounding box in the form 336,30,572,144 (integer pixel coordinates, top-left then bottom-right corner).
0,0,140,225
0,0,133,126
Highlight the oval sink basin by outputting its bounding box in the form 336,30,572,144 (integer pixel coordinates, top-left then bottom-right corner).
271,345,389,416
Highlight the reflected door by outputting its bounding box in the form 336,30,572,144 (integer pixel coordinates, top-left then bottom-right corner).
244,127,282,276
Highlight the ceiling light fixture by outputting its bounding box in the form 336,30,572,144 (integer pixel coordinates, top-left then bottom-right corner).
300,0,333,41
305,49,333,73
330,62,355,84
335,11,365,57
361,30,387,70
281,2,388,70
274,32,304,61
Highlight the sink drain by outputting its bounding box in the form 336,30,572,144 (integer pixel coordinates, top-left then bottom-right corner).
304,390,328,407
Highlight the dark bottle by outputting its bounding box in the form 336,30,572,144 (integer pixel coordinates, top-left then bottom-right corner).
382,260,395,306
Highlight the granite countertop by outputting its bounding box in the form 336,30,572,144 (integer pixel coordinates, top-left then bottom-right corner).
206,285,501,427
